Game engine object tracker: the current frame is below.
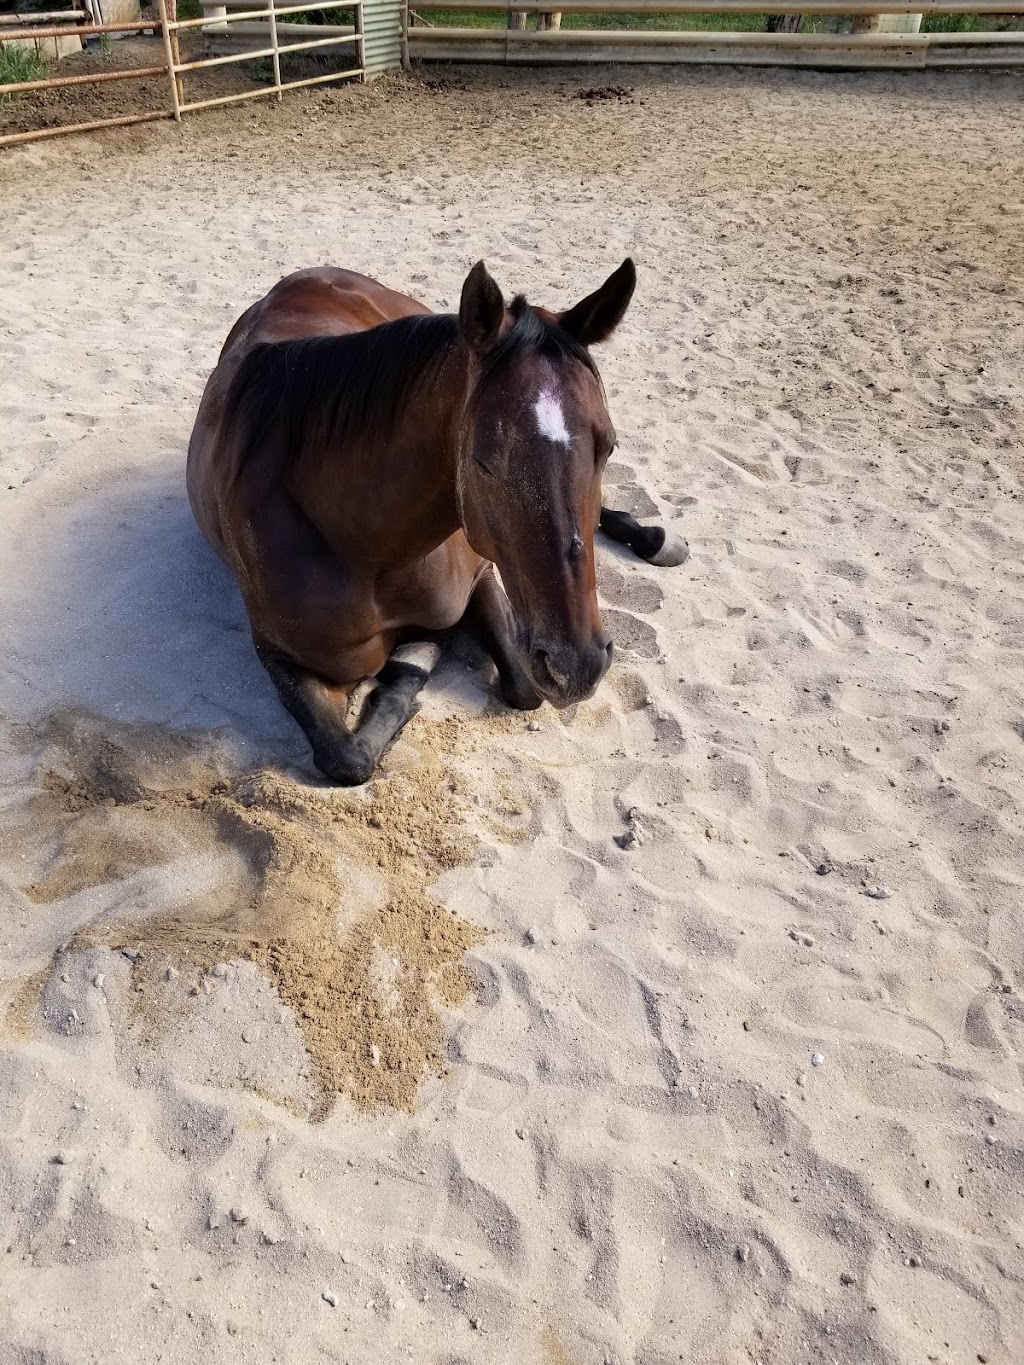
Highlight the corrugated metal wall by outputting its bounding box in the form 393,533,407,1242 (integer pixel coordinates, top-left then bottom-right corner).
361,0,402,77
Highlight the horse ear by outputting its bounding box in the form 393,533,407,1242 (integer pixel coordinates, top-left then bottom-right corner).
559,258,636,346
459,261,506,353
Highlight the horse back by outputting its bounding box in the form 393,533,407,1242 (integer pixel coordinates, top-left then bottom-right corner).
219,266,432,360
189,267,432,558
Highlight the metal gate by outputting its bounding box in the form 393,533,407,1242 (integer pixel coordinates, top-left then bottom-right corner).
0,0,404,150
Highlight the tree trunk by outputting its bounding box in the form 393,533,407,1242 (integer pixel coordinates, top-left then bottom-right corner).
765,14,803,31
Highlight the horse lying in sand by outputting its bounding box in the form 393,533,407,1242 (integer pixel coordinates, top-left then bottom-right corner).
186,260,687,785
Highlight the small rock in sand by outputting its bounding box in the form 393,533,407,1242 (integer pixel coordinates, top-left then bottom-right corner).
811,1052,825,1068
815,862,833,876
92,973,105,989
615,808,648,850
737,1244,751,1263
839,1271,857,1286
322,1290,338,1308
864,886,893,900
526,720,541,732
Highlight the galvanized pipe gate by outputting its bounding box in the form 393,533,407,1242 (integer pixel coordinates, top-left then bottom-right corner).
0,0,404,149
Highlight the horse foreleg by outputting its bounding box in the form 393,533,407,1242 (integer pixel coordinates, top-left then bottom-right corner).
255,640,440,786
599,506,689,568
465,568,542,711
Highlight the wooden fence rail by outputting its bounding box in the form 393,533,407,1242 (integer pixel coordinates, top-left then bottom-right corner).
412,0,1022,10
407,0,1023,66
408,27,1024,67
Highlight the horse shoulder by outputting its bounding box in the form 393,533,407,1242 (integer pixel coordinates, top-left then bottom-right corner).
375,533,485,634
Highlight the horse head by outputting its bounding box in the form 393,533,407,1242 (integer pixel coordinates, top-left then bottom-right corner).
455,258,636,708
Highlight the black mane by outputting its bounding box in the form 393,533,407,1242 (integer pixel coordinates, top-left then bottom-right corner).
478,295,599,390
228,312,460,466
226,297,598,466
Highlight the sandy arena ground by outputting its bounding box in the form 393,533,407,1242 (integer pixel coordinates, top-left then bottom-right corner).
1,63,1023,1365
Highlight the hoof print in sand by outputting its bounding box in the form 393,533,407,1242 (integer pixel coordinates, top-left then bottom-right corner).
598,563,664,616
604,481,660,519
604,609,660,660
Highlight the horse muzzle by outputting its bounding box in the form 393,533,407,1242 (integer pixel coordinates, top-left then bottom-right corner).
526,634,613,708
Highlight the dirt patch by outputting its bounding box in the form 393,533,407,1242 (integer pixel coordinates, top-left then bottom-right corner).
574,85,635,105
5,708,483,1116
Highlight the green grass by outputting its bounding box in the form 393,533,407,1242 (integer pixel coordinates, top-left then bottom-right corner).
920,12,986,29
419,11,828,31
163,0,355,16
0,41,49,104
562,11,780,29
277,4,354,21
416,9,1005,33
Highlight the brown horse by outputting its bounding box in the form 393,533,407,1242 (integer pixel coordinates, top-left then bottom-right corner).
186,260,686,785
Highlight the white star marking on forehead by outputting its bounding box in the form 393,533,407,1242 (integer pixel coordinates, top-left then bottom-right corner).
534,388,571,446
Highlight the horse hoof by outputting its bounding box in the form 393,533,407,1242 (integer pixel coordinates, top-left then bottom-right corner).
390,641,442,679
312,740,375,787
645,531,689,568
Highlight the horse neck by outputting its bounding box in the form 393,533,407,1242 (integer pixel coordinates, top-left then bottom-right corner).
289,322,471,565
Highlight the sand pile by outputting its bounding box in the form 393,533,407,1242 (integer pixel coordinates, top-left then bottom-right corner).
5,707,482,1116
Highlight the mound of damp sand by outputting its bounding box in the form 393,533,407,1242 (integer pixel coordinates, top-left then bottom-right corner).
4,708,482,1117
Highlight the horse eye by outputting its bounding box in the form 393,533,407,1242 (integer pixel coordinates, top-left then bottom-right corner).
568,533,585,562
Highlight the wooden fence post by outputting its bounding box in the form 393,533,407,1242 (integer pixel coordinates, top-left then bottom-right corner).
851,12,923,31
267,0,282,97
167,0,184,105
156,0,181,120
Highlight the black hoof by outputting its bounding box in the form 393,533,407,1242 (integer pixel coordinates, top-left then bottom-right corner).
312,738,376,787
